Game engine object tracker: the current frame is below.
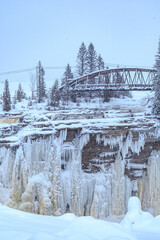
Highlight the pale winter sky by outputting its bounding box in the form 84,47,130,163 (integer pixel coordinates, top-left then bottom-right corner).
0,0,160,94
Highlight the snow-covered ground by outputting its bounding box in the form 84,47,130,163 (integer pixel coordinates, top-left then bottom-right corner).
0,197,160,240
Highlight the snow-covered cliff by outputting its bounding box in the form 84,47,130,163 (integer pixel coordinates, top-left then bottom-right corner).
0,96,160,219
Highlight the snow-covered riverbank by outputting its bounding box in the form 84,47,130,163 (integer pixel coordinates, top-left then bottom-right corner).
0,197,160,240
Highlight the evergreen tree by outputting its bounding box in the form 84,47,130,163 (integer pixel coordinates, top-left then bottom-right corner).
17,83,24,102
3,79,11,111
62,64,73,105
41,67,46,98
76,42,88,76
36,61,46,103
61,64,73,105
97,54,105,70
153,38,160,115
50,79,60,107
61,63,73,86
13,91,17,105
87,42,97,73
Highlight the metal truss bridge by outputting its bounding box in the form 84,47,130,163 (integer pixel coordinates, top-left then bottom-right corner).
62,67,156,92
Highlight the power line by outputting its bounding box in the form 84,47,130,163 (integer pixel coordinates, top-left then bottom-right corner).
0,67,36,76
45,66,76,70
0,64,153,76
0,66,77,76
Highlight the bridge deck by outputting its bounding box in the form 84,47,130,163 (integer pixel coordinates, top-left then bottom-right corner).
72,84,153,92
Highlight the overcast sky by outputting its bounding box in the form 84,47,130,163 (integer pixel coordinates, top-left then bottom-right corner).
0,0,160,93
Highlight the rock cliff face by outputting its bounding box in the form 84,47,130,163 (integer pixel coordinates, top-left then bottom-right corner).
0,105,160,219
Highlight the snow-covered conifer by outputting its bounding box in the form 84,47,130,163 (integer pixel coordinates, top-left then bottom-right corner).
87,42,97,73
61,64,73,86
153,38,160,115
41,68,46,98
97,54,105,70
50,79,60,107
61,64,73,105
3,79,11,111
36,61,46,103
13,91,17,104
76,42,88,76
17,83,24,102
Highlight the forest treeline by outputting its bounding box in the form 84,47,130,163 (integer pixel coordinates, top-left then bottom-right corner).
2,40,160,115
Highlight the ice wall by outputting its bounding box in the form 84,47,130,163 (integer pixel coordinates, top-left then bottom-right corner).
137,151,160,216
0,128,160,219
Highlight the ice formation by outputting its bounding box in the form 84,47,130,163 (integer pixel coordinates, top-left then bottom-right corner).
121,196,153,230
0,119,159,219
137,151,160,216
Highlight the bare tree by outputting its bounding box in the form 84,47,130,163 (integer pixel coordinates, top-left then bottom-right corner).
29,73,36,100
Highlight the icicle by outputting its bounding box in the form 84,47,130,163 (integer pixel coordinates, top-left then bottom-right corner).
59,129,67,145
141,151,160,216
79,133,90,150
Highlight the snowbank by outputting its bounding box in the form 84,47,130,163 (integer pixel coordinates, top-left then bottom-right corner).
121,197,160,239
0,203,136,240
0,197,160,240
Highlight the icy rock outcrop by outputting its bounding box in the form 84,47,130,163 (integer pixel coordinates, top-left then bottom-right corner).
0,126,160,219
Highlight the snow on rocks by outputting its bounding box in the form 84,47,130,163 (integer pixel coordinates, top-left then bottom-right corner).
121,197,160,239
121,197,153,230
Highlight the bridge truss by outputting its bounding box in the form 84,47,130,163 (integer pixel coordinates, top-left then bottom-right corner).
64,67,156,92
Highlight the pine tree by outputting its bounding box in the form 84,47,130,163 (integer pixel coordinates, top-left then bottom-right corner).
50,79,60,107
17,83,24,102
87,42,97,73
41,68,46,98
61,64,73,105
153,38,160,115
63,64,77,103
36,61,46,103
76,42,88,76
3,79,11,111
61,64,73,86
13,91,17,104
97,54,105,70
